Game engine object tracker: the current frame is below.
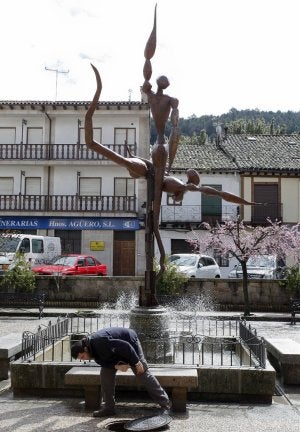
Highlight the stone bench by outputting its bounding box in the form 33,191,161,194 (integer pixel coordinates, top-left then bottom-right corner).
0,292,46,319
65,365,198,412
0,333,22,380
265,338,300,384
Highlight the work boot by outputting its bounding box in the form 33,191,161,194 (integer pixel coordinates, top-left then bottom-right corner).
92,407,116,418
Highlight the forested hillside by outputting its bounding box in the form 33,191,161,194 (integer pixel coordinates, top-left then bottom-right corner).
150,108,300,144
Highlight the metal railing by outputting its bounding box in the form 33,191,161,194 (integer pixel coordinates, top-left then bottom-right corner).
22,316,69,360
0,194,136,213
0,142,137,161
161,204,238,224
66,314,240,339
20,315,266,368
239,320,266,368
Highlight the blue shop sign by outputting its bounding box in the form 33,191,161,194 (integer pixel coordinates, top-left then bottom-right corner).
0,216,140,230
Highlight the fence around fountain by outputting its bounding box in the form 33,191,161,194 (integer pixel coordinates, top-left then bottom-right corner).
10,313,275,403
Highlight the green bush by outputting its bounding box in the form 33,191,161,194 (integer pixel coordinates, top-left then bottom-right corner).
155,258,188,295
0,252,36,293
280,266,300,298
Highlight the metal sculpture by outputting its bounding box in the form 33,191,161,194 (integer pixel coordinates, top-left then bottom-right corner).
85,6,253,307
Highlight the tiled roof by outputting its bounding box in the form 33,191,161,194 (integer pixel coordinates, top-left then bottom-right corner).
221,134,300,173
172,141,237,172
171,135,300,174
0,100,148,110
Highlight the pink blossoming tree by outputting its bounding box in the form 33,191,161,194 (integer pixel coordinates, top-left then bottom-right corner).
187,218,300,316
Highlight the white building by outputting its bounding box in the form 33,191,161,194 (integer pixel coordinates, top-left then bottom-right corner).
159,140,242,277
4,102,296,279
0,100,150,276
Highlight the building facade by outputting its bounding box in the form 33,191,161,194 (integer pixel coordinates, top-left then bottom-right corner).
0,100,150,276
1,103,299,278
160,133,300,276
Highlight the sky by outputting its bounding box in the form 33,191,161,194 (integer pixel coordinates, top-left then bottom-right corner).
2,0,300,118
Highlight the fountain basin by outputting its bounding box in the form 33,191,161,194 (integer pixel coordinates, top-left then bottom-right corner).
10,317,276,404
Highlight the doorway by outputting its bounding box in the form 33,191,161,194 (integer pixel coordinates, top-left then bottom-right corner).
113,231,135,275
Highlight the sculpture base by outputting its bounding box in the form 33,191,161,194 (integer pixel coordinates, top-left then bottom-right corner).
130,306,171,363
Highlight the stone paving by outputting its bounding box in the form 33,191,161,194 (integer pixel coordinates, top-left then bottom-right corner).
0,310,299,431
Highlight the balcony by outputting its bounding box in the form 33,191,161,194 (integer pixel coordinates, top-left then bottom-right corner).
160,204,238,227
0,195,136,213
0,143,136,161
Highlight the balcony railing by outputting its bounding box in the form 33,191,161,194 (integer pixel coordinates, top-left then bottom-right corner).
0,194,136,213
0,143,137,161
161,204,238,225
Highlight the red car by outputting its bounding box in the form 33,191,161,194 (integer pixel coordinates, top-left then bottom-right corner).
32,254,107,276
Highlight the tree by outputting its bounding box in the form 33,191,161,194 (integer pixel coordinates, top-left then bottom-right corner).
187,218,300,316
0,252,36,293
154,258,188,295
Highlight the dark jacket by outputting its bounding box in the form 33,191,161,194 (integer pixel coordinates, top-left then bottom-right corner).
85,327,141,368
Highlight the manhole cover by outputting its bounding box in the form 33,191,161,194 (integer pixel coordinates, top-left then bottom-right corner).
106,421,127,432
124,414,172,431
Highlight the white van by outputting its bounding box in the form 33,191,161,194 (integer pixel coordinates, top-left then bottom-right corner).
228,255,287,279
0,234,61,272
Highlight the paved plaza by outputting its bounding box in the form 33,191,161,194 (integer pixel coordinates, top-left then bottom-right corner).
0,310,299,432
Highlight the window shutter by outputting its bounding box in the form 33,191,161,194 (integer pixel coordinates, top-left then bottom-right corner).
25,178,41,195
0,128,15,144
27,128,43,144
80,178,101,196
0,177,14,194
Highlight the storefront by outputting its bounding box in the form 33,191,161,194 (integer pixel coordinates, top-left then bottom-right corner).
0,216,142,276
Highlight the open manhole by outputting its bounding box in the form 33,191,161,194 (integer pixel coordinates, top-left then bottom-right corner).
106,415,171,432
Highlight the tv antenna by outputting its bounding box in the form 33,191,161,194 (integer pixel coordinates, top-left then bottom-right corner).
45,66,69,100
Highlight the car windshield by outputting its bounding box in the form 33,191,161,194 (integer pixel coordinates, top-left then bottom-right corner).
0,237,20,253
52,256,78,266
172,255,197,266
247,256,276,268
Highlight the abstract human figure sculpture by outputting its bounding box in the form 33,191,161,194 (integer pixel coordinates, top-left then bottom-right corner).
141,5,180,276
84,6,254,307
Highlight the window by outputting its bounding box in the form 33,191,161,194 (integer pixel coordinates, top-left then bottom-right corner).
20,238,30,253
87,257,96,266
0,177,13,194
202,184,222,224
32,239,44,254
114,128,136,145
199,257,215,267
25,178,41,195
80,127,101,144
114,178,135,196
79,178,101,196
167,193,182,206
0,128,15,144
27,128,43,144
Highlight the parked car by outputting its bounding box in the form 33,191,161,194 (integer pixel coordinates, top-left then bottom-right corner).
32,254,107,276
228,255,287,279
169,253,221,278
